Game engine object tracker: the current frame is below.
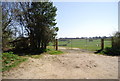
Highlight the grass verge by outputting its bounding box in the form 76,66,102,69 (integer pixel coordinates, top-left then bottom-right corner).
46,48,64,55
2,52,28,72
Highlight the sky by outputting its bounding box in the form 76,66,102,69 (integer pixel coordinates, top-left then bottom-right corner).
53,2,118,38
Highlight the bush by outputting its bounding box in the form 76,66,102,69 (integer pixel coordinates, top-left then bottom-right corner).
103,47,120,56
102,32,120,56
113,32,120,48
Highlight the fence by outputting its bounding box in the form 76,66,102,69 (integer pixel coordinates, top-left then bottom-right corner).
49,38,112,51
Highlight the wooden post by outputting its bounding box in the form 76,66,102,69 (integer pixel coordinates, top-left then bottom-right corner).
111,37,114,48
55,39,58,50
101,38,104,50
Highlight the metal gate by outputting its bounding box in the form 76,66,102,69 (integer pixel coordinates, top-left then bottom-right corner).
58,38,112,51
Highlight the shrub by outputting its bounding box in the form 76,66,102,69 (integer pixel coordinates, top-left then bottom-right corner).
103,32,120,56
103,47,120,56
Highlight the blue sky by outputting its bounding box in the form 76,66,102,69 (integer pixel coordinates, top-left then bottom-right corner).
53,2,118,38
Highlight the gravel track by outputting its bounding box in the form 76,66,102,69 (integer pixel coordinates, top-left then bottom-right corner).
2,47,118,79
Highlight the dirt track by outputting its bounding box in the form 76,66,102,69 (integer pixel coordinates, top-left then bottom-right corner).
3,47,118,79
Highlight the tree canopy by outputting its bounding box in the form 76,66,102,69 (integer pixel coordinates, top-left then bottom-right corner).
2,1,58,54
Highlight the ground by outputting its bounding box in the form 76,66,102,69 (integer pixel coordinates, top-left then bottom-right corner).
2,47,118,79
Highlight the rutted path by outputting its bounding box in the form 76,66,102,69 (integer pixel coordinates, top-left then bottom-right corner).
3,47,118,79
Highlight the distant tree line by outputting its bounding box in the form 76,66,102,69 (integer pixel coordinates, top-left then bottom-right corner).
2,1,58,54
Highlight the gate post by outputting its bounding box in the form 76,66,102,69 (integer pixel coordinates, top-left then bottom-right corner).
101,38,104,50
55,39,58,50
71,39,72,49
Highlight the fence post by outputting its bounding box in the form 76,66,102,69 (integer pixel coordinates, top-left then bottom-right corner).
111,37,114,48
55,39,58,50
101,38,104,50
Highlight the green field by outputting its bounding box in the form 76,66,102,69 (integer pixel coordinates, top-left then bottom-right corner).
55,39,111,51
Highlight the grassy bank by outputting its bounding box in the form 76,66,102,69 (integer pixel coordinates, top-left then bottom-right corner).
2,52,28,72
